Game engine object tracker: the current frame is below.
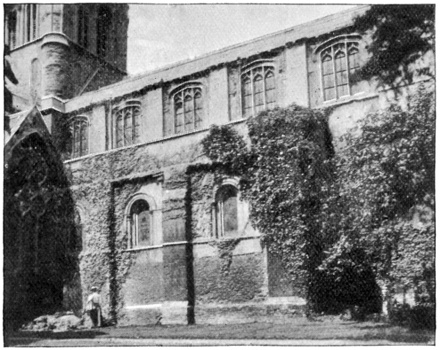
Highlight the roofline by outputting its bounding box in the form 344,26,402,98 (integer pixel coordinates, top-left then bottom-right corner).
128,4,368,80
65,5,369,111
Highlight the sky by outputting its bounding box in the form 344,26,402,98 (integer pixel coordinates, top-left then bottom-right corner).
127,4,356,75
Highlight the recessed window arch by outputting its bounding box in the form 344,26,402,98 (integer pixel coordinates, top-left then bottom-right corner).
125,194,158,248
113,100,141,149
172,83,203,134
241,61,276,117
318,36,362,102
215,184,239,238
30,58,42,103
69,115,89,158
73,206,84,253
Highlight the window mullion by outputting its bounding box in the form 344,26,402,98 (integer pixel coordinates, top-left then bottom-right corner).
263,67,267,109
131,106,135,143
192,89,196,130
331,45,338,99
345,41,351,96
250,70,255,116
78,122,82,156
220,202,224,237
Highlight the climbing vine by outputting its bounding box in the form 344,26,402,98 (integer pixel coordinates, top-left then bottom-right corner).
202,105,335,306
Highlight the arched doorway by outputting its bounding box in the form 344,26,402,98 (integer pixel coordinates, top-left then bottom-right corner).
4,132,77,328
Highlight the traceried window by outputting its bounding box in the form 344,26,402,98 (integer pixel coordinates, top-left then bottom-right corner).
241,62,276,118
173,84,203,134
215,185,239,238
128,200,152,248
70,116,88,158
320,40,361,102
114,101,141,148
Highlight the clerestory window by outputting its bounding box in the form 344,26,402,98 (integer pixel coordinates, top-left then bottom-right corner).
114,101,141,148
173,84,203,134
241,62,276,118
70,116,88,158
320,39,361,102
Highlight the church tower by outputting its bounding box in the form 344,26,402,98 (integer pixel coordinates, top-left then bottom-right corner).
5,4,129,112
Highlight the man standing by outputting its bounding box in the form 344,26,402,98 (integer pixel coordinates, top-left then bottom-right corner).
86,286,102,328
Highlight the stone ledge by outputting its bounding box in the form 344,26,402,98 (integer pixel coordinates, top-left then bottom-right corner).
194,301,306,325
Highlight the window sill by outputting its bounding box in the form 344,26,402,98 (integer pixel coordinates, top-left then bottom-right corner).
64,118,248,165
321,92,378,108
123,240,189,253
193,234,261,245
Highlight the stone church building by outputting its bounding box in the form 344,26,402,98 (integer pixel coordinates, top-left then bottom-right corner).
4,5,432,326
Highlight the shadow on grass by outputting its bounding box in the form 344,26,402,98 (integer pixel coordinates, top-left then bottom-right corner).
358,332,433,344
6,329,108,347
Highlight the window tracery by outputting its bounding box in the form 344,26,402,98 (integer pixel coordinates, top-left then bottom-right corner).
241,62,276,117
114,101,141,148
320,39,361,101
70,116,88,158
173,84,203,134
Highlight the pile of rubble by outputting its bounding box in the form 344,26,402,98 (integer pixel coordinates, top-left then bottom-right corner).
21,311,85,332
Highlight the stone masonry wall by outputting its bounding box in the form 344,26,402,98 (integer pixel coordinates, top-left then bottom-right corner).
65,122,277,325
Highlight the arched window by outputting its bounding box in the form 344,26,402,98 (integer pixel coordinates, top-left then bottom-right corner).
97,5,112,57
30,58,42,103
173,84,203,134
78,6,88,48
70,116,88,158
320,39,361,102
215,185,239,238
128,200,152,248
114,101,141,148
241,62,276,117
74,207,84,252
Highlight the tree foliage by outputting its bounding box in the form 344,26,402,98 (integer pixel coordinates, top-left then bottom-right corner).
202,85,434,310
323,84,435,298
353,5,434,86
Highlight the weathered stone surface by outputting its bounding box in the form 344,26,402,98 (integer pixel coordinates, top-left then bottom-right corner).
194,252,265,304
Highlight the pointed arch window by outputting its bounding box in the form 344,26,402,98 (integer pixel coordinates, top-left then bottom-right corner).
173,84,203,134
70,116,88,158
320,39,361,102
114,101,141,148
241,62,276,117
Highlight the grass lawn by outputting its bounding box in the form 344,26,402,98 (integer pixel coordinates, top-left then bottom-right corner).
9,316,434,344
